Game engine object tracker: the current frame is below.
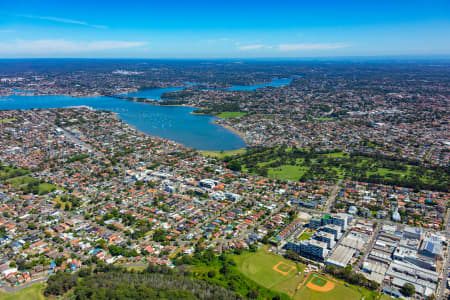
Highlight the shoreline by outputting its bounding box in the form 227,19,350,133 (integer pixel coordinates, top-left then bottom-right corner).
159,103,197,108
4,93,248,151
214,122,249,145
107,107,249,151
7,92,200,110
109,110,189,150
189,111,210,116
5,76,295,99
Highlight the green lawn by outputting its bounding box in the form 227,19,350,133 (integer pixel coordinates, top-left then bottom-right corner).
0,165,31,181
234,245,305,297
6,176,36,186
0,118,16,124
324,152,346,158
38,183,59,195
7,176,62,195
225,147,448,191
216,112,246,118
0,165,63,195
267,164,310,181
0,283,46,300
295,274,378,300
298,231,312,241
311,276,327,287
201,147,247,159
231,244,383,300
125,266,146,272
191,259,289,300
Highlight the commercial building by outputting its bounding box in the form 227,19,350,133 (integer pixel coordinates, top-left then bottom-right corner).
386,260,438,297
309,216,323,229
403,226,423,240
326,245,355,268
285,239,329,261
308,213,350,232
331,214,350,231
419,235,443,259
313,231,335,249
393,247,437,271
299,239,329,261
320,224,342,240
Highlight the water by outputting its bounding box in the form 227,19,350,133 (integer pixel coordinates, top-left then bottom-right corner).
1,77,293,150
125,78,293,99
225,78,292,91
124,86,186,101
0,95,247,151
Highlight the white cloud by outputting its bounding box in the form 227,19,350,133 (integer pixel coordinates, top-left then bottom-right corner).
238,44,266,51
0,39,148,56
279,43,350,51
19,14,107,29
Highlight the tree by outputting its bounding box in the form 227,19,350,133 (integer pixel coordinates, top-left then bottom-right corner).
426,294,435,300
228,160,241,172
44,272,78,296
135,180,144,189
152,228,166,242
17,260,29,271
207,270,216,278
248,289,259,299
401,283,415,297
219,264,231,275
78,268,91,277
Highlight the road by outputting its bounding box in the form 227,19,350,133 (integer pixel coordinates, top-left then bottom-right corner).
325,179,342,213
297,206,438,232
30,110,102,157
355,225,380,271
175,193,245,246
0,276,48,293
437,208,450,300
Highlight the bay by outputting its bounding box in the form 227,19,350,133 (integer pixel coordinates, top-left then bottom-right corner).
0,77,293,150
0,95,247,151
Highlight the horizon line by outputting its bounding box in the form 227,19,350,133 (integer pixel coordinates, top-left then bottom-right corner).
1,54,450,61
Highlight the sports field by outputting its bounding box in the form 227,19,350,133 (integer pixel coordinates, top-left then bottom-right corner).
216,112,246,118
296,273,379,300
311,275,327,287
234,246,383,300
234,245,305,297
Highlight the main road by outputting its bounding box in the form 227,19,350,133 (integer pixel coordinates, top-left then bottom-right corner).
324,179,342,213
30,110,103,157
436,208,450,300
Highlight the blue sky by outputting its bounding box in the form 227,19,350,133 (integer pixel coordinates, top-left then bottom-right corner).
0,0,449,58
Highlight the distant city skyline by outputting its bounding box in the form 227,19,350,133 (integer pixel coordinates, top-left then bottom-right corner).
0,0,449,58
